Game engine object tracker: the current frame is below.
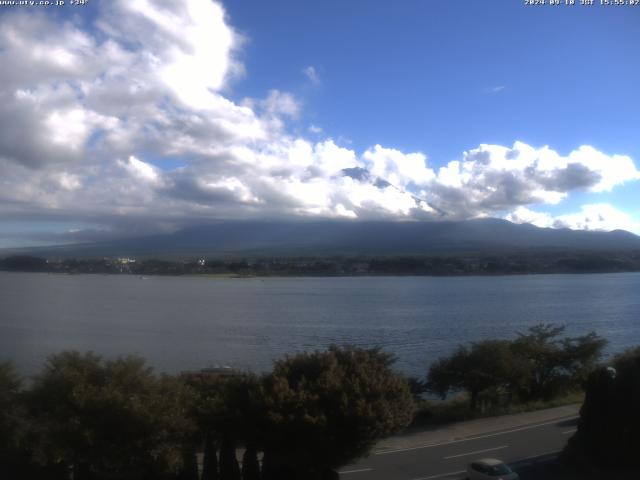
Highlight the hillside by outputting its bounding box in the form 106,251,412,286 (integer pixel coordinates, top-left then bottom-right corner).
3,218,640,259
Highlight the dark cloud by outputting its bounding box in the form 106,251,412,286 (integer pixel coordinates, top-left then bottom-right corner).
533,162,602,192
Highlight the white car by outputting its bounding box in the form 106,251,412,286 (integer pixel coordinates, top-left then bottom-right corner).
466,458,519,480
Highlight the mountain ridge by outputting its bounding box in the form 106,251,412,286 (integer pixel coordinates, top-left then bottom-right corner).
3,218,640,258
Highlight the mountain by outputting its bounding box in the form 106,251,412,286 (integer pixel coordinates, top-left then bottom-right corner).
7,218,640,258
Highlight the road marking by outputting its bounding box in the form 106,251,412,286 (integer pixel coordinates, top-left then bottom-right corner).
444,444,508,460
375,415,578,455
339,468,373,474
562,429,577,435
410,451,562,480
411,470,466,480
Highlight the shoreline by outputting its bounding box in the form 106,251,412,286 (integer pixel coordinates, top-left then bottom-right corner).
1,269,639,279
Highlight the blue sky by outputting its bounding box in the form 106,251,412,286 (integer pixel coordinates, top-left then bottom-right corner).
226,0,639,154
0,0,638,247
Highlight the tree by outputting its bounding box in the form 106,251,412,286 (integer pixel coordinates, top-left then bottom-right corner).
426,325,607,409
26,351,195,479
187,373,264,480
201,431,219,480
178,447,199,480
0,255,48,272
561,331,608,386
565,346,640,468
241,444,260,480
219,436,241,480
406,376,428,401
513,324,606,401
427,340,514,411
0,362,30,478
261,345,414,478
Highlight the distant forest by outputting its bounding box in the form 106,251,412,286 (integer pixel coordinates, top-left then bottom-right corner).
2,251,640,276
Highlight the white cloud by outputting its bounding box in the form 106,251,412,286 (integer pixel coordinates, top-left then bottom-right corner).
0,14,100,87
104,0,243,109
55,173,82,191
0,0,638,244
554,204,640,234
302,65,320,85
259,90,301,119
426,142,640,219
45,107,118,152
119,156,161,184
362,145,435,189
506,204,640,234
483,85,505,94
505,206,555,228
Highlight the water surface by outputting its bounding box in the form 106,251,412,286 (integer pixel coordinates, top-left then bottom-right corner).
1,272,638,377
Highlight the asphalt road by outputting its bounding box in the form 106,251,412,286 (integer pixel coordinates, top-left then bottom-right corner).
339,415,579,480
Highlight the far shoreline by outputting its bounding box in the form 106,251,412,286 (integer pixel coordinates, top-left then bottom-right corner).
1,269,639,279
2,250,640,277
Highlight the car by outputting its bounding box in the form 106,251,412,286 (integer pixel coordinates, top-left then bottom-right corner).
466,458,519,480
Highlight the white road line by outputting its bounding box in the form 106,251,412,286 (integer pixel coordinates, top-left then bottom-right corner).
375,415,578,455
411,450,562,480
411,470,466,480
444,444,508,460
562,429,577,435
339,468,373,474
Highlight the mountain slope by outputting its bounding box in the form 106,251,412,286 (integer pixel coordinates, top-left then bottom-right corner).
8,219,640,258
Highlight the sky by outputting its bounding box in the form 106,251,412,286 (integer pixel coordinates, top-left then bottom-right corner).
0,0,638,247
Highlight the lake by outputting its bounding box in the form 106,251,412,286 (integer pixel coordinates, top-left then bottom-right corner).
1,272,638,378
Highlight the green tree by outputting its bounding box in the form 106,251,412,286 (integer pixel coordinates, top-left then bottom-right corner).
565,346,640,468
513,324,606,401
0,362,32,478
427,325,607,409
0,362,21,447
427,340,514,411
27,351,195,479
261,345,414,478
187,373,264,480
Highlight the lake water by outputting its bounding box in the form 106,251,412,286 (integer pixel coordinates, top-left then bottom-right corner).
1,272,638,378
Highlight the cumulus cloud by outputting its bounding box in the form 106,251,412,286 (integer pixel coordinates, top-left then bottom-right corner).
362,145,435,189
119,156,161,184
425,142,640,219
97,0,244,109
505,207,555,228
244,90,301,130
554,204,640,233
507,205,640,235
0,0,638,245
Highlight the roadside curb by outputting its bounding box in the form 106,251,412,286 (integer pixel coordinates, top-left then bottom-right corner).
372,404,580,454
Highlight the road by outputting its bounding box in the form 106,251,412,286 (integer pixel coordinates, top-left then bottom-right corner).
339,412,578,480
